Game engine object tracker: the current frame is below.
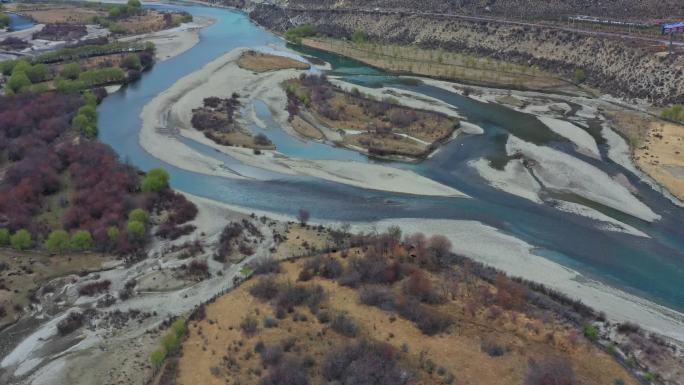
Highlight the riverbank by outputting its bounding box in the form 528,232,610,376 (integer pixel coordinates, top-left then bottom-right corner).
120,15,214,62
140,46,470,198
353,218,684,343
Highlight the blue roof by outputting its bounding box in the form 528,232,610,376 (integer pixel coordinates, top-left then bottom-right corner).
663,22,684,29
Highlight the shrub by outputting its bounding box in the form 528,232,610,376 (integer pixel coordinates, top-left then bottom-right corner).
331,313,360,337
0,229,9,246
297,209,310,226
259,357,309,385
583,324,599,342
127,220,146,239
263,316,278,328
142,167,170,192
150,349,166,368
57,311,84,335
78,280,111,296
122,53,142,70
398,298,453,336
70,230,94,250
251,257,281,275
352,30,367,44
60,62,82,80
302,255,342,279
254,133,272,146
526,357,579,385
250,275,281,300
241,315,258,336
7,71,31,93
284,24,316,44
259,343,284,366
128,208,149,226
45,230,70,253
403,271,444,304
661,104,684,123
481,338,505,357
573,68,586,84
10,229,32,250
617,322,641,335
359,285,396,310
323,341,413,385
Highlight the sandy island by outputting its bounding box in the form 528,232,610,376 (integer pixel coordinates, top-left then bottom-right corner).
139,47,469,198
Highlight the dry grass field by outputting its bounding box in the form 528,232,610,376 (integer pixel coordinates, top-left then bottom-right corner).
238,51,311,73
176,235,638,385
16,6,105,25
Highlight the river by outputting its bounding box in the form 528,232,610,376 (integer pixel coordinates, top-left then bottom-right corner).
98,3,684,327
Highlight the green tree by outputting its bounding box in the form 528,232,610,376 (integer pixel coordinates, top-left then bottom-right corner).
45,230,70,253
0,13,10,29
82,90,98,107
0,228,9,247
70,230,94,251
7,71,31,93
128,208,149,226
26,63,49,83
127,0,142,9
574,68,586,83
56,78,85,93
127,220,146,239
122,53,141,70
60,62,82,80
72,114,91,132
150,349,166,368
107,226,120,244
161,331,179,352
352,30,367,45
78,105,97,122
583,323,599,342
141,168,169,192
10,229,32,250
11,60,31,75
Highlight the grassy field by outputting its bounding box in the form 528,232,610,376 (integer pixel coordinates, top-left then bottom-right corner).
302,37,570,91
237,51,310,73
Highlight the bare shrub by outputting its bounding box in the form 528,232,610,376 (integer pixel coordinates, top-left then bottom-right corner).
323,340,414,385
331,313,360,337
481,338,505,357
251,257,281,275
250,275,281,300
260,344,284,367
259,357,309,385
240,316,258,336
57,312,84,335
398,298,453,336
301,255,342,279
526,357,579,385
78,280,111,296
403,270,445,304
359,285,396,311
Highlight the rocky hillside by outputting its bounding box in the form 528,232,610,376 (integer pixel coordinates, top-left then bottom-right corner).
264,0,684,20
242,4,684,105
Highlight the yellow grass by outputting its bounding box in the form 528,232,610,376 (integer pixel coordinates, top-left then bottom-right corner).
237,51,310,73
19,7,105,24
289,115,324,140
634,120,684,200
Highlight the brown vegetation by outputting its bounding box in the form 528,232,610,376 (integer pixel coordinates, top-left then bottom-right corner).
284,74,458,160
191,95,276,151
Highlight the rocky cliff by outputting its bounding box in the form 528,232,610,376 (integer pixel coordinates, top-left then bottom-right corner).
216,1,684,104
